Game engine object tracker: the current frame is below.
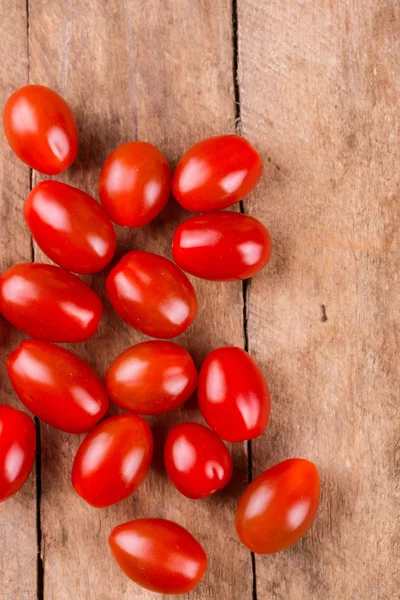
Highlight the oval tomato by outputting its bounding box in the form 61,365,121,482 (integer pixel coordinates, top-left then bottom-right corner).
0,263,103,342
198,346,270,442
3,85,78,174
172,135,262,211
164,422,232,499
7,340,108,433
24,181,116,274
235,459,320,554
172,211,271,281
106,251,198,339
0,405,36,502
99,141,171,227
72,414,153,508
105,341,197,415
109,518,207,594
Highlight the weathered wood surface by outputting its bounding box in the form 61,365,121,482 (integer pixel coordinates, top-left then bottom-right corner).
28,1,250,599
0,0,399,599
0,2,38,599
238,1,400,599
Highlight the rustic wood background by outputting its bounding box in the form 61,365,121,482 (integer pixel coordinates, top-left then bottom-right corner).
0,1,399,599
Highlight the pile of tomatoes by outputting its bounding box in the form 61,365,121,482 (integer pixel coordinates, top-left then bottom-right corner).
0,84,320,595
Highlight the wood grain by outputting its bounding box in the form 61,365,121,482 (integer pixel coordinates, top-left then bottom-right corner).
28,1,252,599
0,2,38,600
238,1,399,598
2,1,398,598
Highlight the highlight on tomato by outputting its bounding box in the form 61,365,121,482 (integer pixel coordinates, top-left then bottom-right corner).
99,141,171,227
7,340,108,433
24,180,116,274
235,458,321,554
0,405,36,502
106,251,198,339
0,263,103,342
109,518,207,594
72,414,153,508
164,422,232,499
105,340,197,415
3,84,78,174
172,211,271,281
198,346,271,442
172,135,262,211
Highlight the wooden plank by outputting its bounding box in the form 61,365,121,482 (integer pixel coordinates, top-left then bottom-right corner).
238,1,399,598
29,1,252,598
0,2,38,600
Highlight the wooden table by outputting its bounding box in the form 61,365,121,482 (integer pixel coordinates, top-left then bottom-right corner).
0,1,398,599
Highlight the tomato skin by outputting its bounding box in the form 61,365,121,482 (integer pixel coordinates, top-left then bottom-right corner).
106,251,198,339
3,85,78,175
198,346,270,442
105,341,197,415
72,414,153,508
0,263,103,342
7,340,108,434
172,211,271,281
172,135,262,212
235,459,320,554
99,141,171,227
109,518,207,594
0,405,36,502
164,422,232,499
24,181,116,274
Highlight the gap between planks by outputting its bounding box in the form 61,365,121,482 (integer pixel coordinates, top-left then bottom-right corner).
231,1,257,600
25,0,43,597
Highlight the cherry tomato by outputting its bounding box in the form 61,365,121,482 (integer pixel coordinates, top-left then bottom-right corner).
0,405,36,502
105,341,197,415
198,346,270,442
3,85,78,174
172,211,271,281
7,340,108,433
24,181,116,274
106,251,198,339
172,135,262,212
235,459,320,554
0,263,103,342
164,422,232,499
72,414,153,508
99,141,171,227
109,518,207,594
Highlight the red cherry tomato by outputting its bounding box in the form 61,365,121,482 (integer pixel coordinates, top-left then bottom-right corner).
106,251,198,339
0,263,103,342
172,211,271,281
72,414,153,508
109,518,207,594
172,135,262,212
24,181,116,274
3,85,78,174
99,141,171,227
198,346,270,442
7,340,108,433
0,405,36,502
105,341,197,415
164,422,232,499
235,459,320,554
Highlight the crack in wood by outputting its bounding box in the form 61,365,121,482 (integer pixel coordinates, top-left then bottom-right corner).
321,304,328,322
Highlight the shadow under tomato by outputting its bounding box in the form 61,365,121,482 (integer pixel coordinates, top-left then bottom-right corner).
149,417,169,479
73,108,131,175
